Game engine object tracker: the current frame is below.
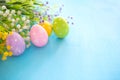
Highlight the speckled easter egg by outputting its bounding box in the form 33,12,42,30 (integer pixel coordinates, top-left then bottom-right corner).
40,21,52,36
53,17,69,38
6,32,26,56
30,24,48,47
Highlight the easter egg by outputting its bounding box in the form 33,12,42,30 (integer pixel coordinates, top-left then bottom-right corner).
40,21,52,36
53,17,69,38
6,32,26,56
30,24,48,47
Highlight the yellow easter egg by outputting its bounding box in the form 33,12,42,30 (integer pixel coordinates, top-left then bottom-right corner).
40,21,52,36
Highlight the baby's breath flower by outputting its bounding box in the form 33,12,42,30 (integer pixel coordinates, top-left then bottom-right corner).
25,20,30,24
17,11,21,15
16,18,20,21
11,23,15,26
11,10,16,14
5,9,10,15
3,23,7,28
19,29,23,32
6,0,10,3
23,26,29,29
25,37,30,41
8,13,12,17
11,19,15,22
26,43,31,48
2,6,7,10
12,29,16,32
17,24,21,29
8,17,11,21
3,13,7,17
22,17,26,21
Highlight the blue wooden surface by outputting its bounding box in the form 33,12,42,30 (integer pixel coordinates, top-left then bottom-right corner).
0,0,120,80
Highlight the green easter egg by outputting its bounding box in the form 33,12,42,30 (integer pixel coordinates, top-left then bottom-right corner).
53,17,69,38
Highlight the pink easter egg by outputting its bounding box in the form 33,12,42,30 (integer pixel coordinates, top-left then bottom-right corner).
6,32,26,56
30,24,48,47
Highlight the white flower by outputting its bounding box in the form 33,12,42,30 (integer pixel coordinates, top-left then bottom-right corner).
2,6,7,10
25,20,30,24
11,23,15,26
17,24,21,29
26,43,31,48
22,17,26,21
3,13,7,17
5,9,10,15
28,26,30,28
25,37,30,41
23,26,28,29
17,11,21,15
12,29,16,32
16,18,20,21
8,17,11,21
19,29,23,32
3,23,7,28
6,0,10,3
8,13,12,17
27,37,30,40
11,19,15,22
11,10,16,14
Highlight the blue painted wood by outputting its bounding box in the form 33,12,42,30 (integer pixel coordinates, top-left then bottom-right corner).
0,0,120,80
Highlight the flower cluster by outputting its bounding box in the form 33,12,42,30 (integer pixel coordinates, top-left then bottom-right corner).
0,0,47,60
0,0,73,61
0,4,32,60
0,31,13,60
